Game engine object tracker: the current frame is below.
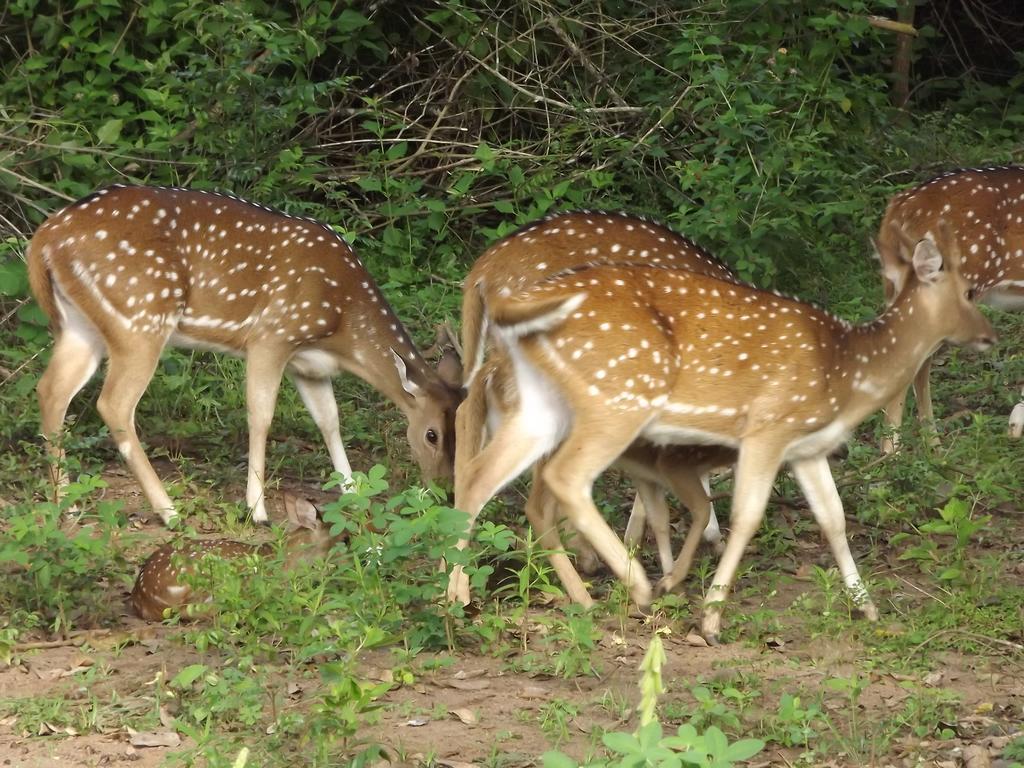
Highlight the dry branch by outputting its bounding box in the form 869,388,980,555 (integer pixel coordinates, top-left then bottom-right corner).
867,15,918,36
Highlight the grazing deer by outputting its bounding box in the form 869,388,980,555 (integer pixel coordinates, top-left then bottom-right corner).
449,212,737,606
455,221,995,641
877,166,1024,452
28,185,462,526
457,350,735,607
131,494,340,621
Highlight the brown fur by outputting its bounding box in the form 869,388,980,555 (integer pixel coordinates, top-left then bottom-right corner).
449,212,739,607
877,166,1024,451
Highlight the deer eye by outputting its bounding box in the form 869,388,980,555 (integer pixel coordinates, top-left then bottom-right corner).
966,288,977,301
425,428,438,445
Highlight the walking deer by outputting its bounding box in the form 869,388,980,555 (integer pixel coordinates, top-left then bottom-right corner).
28,185,462,525
877,166,1024,452
455,220,995,641
132,494,340,621
457,350,735,607
449,212,737,606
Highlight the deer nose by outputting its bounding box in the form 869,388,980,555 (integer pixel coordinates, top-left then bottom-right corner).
973,332,998,351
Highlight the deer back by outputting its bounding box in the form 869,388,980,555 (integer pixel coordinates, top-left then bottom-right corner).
461,211,737,384
877,166,1024,310
130,537,264,621
490,225,994,460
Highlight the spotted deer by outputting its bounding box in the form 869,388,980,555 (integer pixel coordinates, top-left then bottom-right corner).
878,166,1024,452
132,494,340,621
458,350,736,607
454,221,995,642
449,213,735,606
28,185,463,526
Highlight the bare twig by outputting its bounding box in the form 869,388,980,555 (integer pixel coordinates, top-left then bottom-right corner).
866,15,918,36
545,15,631,108
13,628,118,652
0,166,75,202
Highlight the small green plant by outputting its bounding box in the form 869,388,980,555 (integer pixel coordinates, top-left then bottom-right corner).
544,634,764,767
543,721,765,768
766,693,824,749
663,685,743,733
895,685,959,740
0,478,129,632
901,496,992,586
822,675,877,760
1002,736,1024,765
515,607,603,679
538,699,581,746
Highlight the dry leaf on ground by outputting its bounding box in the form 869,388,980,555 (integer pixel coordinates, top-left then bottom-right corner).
449,708,477,726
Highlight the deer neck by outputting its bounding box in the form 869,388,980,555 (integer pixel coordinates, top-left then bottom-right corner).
355,342,433,416
835,283,939,423
288,297,432,415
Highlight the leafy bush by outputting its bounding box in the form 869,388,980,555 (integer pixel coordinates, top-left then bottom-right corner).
0,476,129,632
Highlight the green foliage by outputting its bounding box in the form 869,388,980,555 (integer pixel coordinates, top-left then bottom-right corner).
176,466,489,657
0,477,128,632
766,694,824,749
544,722,765,768
899,495,993,585
0,2,1021,765
514,607,604,679
1003,736,1024,762
142,467,501,763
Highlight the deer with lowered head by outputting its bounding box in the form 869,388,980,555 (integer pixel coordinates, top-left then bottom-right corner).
454,220,995,642
28,185,463,526
877,166,1024,451
448,212,736,607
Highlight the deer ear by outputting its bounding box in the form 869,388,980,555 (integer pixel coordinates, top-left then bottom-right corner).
868,236,881,262
889,223,918,264
284,494,320,530
391,349,424,397
911,237,944,284
437,347,463,388
935,219,962,271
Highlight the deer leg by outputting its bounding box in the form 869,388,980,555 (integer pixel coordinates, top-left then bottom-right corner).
96,339,176,525
245,346,290,524
541,418,653,610
37,327,104,501
913,359,939,448
523,462,594,607
656,465,713,593
702,441,783,643
701,474,725,554
448,411,554,605
790,456,878,621
633,479,674,575
557,490,602,576
290,373,353,484
880,386,909,454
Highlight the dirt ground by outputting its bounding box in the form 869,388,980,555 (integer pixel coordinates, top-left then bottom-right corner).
1,462,1022,768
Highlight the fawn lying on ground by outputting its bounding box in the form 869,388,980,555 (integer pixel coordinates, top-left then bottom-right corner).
131,494,340,621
